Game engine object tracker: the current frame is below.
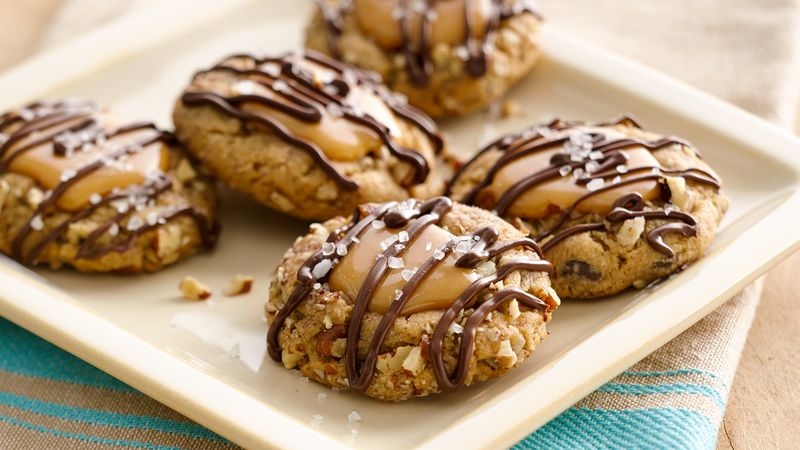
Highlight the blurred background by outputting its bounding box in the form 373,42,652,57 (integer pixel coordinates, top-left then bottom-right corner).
0,1,798,449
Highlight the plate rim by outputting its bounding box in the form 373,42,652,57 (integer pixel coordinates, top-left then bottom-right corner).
1,1,799,449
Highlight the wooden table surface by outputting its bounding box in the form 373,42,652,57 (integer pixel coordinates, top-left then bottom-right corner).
1,2,798,448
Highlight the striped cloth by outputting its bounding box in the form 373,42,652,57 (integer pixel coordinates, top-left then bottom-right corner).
2,0,799,449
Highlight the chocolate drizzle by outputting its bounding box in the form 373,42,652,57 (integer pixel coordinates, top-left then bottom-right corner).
445,116,722,258
267,196,554,394
316,0,542,86
181,50,442,191
0,100,217,265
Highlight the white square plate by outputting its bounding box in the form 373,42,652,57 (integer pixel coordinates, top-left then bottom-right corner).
1,1,799,449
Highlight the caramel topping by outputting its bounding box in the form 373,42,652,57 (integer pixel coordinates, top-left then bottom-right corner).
329,223,479,315
353,0,491,49
484,145,661,218
217,56,402,161
5,124,168,211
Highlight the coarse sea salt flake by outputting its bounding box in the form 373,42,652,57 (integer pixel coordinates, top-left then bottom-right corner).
322,242,335,256
586,178,605,191
348,411,362,422
371,220,385,230
30,215,44,231
89,193,103,205
398,230,409,243
558,165,572,177
616,164,628,173
312,259,333,279
388,256,404,269
336,243,348,256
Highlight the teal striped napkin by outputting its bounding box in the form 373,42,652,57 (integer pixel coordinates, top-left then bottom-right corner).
0,283,757,449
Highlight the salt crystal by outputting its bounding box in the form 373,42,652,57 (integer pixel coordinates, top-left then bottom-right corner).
394,244,405,252
433,249,445,260
19,108,35,121
401,268,417,281
263,63,281,77
572,168,585,179
146,212,159,226
326,103,344,118
322,242,335,256
348,410,362,423
108,223,119,237
380,235,398,250
612,175,622,184
272,80,289,92
336,243,348,256
398,230,409,243
158,218,167,225
454,240,472,254
584,161,600,173
616,164,628,173
388,256,404,269
425,242,433,251
312,259,333,279
371,220,385,230
558,165,572,177
350,236,360,244
234,80,257,95
313,282,321,290
30,215,44,231
394,290,403,300
455,46,469,61
586,178,605,191
317,393,328,401
89,193,103,205
60,169,77,182
589,150,604,160
449,322,464,335
127,216,144,231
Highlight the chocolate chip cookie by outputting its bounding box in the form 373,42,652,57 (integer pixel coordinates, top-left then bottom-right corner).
173,51,448,221
0,99,218,273
446,116,729,298
266,196,559,401
306,0,542,118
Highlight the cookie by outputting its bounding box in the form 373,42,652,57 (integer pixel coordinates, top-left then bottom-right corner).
266,196,559,401
306,0,542,118
0,99,218,273
446,116,729,299
173,50,448,221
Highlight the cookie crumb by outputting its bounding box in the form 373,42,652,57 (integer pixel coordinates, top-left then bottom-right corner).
501,99,522,118
179,276,211,301
224,274,254,296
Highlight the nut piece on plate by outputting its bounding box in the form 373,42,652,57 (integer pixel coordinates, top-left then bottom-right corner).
306,0,543,118
0,99,218,273
445,115,729,299
173,50,451,221
266,196,559,401
179,276,212,301
224,274,254,296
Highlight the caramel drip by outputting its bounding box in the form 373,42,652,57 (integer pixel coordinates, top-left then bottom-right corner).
318,0,542,86
0,100,217,264
181,50,442,191
446,116,722,258
267,197,554,394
